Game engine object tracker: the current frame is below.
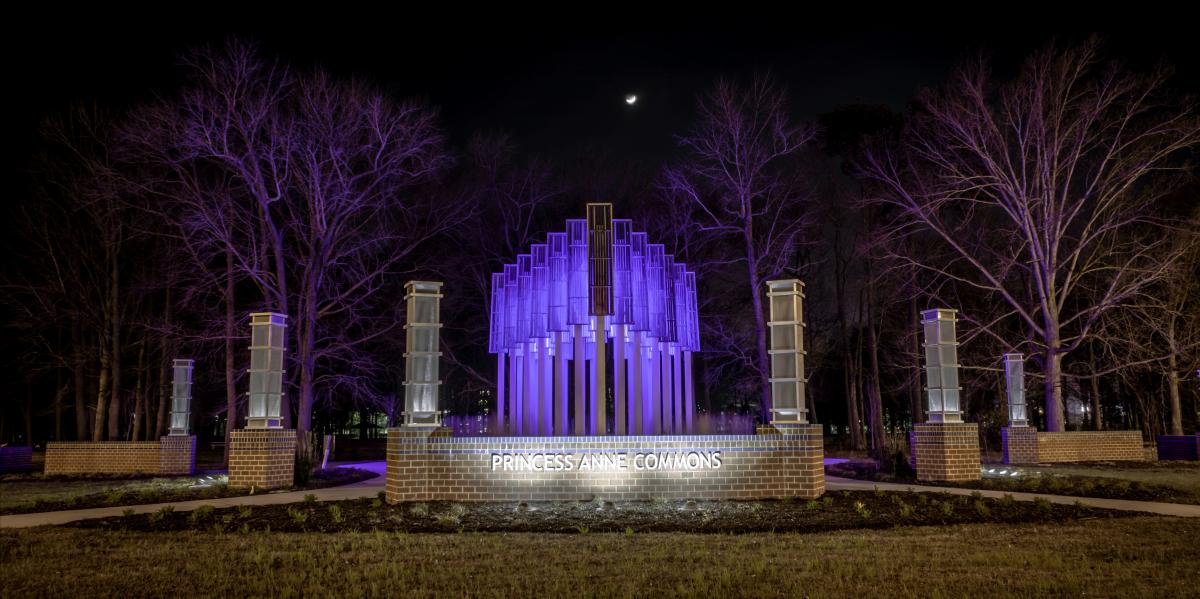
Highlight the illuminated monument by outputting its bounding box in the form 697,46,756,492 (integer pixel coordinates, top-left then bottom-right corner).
385,203,824,503
488,203,700,435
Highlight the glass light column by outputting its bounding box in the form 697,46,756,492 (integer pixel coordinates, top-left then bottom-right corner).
169,359,194,436
766,280,807,424
247,312,286,429
1005,353,1027,426
403,281,443,427
921,309,962,423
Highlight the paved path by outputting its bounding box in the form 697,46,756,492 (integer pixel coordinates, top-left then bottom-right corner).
825,475,1200,518
5,466,1198,528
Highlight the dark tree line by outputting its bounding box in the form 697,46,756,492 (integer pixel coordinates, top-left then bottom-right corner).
3,37,1198,459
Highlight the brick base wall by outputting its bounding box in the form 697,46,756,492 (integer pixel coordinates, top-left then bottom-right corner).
228,429,296,490
1003,430,1146,464
1002,426,1039,465
0,446,33,473
385,424,825,503
913,422,981,482
159,435,197,474
45,441,162,475
43,437,197,475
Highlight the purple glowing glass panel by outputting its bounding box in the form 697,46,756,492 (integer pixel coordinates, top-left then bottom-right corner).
612,219,632,325
663,255,678,343
517,254,532,340
567,219,589,325
488,272,506,353
646,244,665,340
503,264,518,349
532,244,549,338
672,263,687,347
685,271,699,351
630,232,649,332
548,232,568,332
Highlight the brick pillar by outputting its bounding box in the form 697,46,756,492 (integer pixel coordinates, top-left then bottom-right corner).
759,423,826,498
385,427,452,504
1001,425,1038,465
913,422,980,482
229,429,296,489
159,435,197,475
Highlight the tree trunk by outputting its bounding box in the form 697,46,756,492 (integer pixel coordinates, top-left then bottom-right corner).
845,354,864,450
94,330,111,441
156,288,173,439
1043,338,1066,432
54,365,64,441
73,323,88,440
865,261,886,460
132,342,146,441
744,250,770,421
1165,318,1184,436
24,379,33,445
909,296,925,424
295,256,320,438
224,251,237,466
106,257,122,440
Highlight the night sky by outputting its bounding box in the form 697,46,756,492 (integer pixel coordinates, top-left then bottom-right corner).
9,24,1199,177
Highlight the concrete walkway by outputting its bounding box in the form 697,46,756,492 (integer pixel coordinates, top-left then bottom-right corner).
4,465,1198,528
825,475,1200,518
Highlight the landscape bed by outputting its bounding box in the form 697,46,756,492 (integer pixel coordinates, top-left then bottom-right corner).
0,468,377,515
827,459,1200,504
71,489,1131,534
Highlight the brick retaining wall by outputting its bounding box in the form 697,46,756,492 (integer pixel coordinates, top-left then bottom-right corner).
44,437,197,476
1002,429,1146,464
0,446,33,473
46,441,160,475
159,435,197,474
228,429,296,490
913,422,981,482
385,424,825,503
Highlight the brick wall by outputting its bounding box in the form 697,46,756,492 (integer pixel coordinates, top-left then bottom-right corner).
43,437,197,476
913,422,981,482
45,441,162,475
0,446,32,473
159,435,197,475
228,429,296,490
1003,430,1147,464
1002,426,1038,465
385,424,825,503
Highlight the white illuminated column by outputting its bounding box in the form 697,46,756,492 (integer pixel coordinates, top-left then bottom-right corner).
1005,353,1027,426
169,359,193,436
403,281,443,427
247,312,287,429
766,280,808,424
921,309,962,423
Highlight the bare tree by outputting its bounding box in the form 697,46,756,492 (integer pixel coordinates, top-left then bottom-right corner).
861,38,1200,431
285,69,454,434
663,74,817,420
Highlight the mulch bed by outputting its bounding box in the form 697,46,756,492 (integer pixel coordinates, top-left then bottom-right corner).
70,489,1133,534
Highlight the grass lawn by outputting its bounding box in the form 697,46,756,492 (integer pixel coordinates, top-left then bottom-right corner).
2,517,1196,597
